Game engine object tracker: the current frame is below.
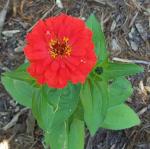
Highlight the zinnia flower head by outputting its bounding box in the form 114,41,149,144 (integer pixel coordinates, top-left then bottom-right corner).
24,14,97,88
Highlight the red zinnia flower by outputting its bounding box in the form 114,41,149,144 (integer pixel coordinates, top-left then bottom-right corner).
24,14,97,88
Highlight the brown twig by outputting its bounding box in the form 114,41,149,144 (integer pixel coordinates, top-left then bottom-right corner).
112,57,150,65
0,0,10,39
27,4,56,32
2,107,29,131
13,0,17,17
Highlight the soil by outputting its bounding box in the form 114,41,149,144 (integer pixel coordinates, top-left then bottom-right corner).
0,0,150,149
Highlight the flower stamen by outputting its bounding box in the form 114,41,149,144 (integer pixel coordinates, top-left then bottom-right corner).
49,37,72,59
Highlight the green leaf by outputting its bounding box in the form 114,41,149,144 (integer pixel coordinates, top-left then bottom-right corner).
68,119,84,149
108,77,133,107
32,83,80,131
43,87,61,110
16,63,29,71
80,79,108,135
44,119,84,149
100,104,140,130
86,14,108,63
50,83,81,128
1,76,34,107
102,62,144,80
32,88,54,131
70,101,84,121
45,122,68,149
3,63,35,83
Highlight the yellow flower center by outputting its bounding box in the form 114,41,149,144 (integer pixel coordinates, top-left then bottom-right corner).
49,37,72,59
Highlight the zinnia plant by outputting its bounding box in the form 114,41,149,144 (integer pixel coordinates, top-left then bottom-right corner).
2,14,143,149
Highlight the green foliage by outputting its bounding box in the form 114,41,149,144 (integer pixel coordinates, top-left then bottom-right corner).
45,119,84,149
32,84,80,131
32,88,54,131
49,84,80,127
86,14,108,63
108,77,133,107
80,79,108,135
33,84,81,149
101,62,144,80
68,119,85,149
1,76,34,108
1,63,35,107
100,104,140,130
45,122,68,149
70,101,84,121
3,63,34,83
